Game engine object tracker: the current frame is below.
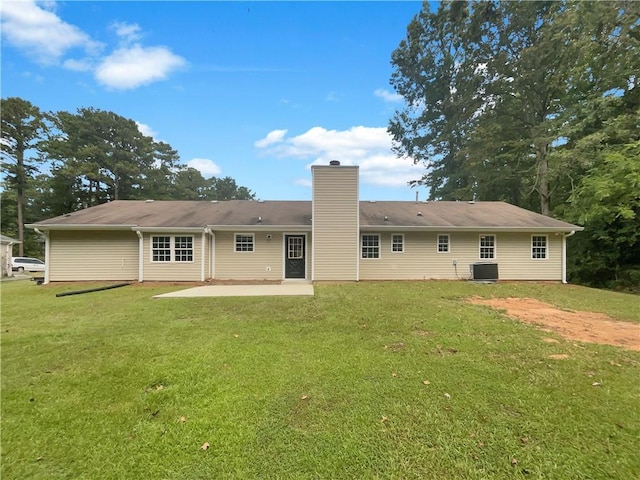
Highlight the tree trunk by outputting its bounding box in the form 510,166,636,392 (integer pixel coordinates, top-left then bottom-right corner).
17,186,24,257
536,142,550,216
88,180,94,207
16,147,25,256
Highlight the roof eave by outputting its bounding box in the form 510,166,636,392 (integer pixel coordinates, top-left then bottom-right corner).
26,224,138,231
133,226,207,233
360,225,583,232
208,225,312,232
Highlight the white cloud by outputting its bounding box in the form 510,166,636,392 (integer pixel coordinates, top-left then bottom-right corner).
256,126,421,188
254,129,288,148
110,21,143,43
95,45,186,90
62,58,93,72
1,1,185,90
135,121,158,139
294,178,312,188
187,158,222,178
326,91,340,102
0,0,103,64
374,88,403,103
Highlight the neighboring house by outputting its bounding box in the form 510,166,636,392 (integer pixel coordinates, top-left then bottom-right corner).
27,163,583,284
0,234,21,277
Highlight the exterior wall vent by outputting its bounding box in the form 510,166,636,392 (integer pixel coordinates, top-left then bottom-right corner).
329,160,341,166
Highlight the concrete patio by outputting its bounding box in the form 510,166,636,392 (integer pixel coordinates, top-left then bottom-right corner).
153,283,314,298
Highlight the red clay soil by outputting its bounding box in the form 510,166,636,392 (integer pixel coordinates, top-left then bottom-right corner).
469,297,640,351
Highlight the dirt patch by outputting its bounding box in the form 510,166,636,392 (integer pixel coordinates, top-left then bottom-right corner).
413,330,433,337
385,342,405,352
548,354,570,360
469,297,640,351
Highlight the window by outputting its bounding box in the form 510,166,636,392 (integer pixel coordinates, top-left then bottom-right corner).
437,234,450,253
391,234,404,253
361,234,380,259
532,235,547,259
174,236,193,262
479,235,495,259
235,234,254,252
152,236,171,262
152,236,193,262
288,236,304,259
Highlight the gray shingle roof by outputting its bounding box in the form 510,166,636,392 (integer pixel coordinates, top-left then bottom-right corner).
28,199,582,232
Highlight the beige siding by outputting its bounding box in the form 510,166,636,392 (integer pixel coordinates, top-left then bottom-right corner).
214,231,285,280
49,230,138,281
358,232,563,281
312,166,359,280
142,233,203,281
492,233,562,280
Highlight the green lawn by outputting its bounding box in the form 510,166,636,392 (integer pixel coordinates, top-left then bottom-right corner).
1,280,639,479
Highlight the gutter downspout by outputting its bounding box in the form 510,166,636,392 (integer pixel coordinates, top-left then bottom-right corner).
562,231,576,284
135,230,143,282
33,228,50,284
7,241,16,277
205,228,214,279
200,229,207,282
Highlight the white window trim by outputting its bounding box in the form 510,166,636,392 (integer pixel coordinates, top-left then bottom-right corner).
361,233,381,259
150,235,195,263
391,233,404,253
531,234,548,260
437,233,450,254
479,234,497,260
234,233,255,253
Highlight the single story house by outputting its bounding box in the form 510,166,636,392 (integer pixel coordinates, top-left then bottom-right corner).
0,234,21,277
28,163,583,284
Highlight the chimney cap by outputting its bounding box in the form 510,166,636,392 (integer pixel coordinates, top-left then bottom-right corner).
329,160,340,166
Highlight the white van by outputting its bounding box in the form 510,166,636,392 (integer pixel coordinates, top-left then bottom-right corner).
11,257,46,273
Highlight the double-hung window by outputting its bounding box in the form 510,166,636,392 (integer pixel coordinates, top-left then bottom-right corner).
479,235,496,259
152,235,193,262
531,235,547,259
391,234,404,253
361,234,380,259
174,236,194,262
437,234,450,253
235,234,255,252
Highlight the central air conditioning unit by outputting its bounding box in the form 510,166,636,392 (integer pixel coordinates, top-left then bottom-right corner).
470,262,499,282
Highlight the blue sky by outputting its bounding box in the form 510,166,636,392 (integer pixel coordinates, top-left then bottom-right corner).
1,1,428,201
